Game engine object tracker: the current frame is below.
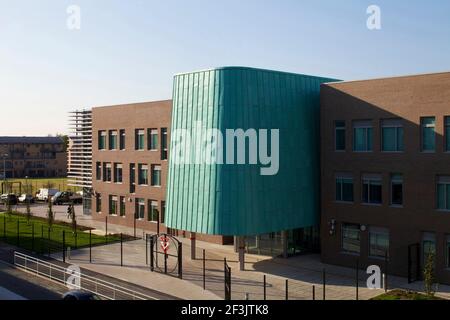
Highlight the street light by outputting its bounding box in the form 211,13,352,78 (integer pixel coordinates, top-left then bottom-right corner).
2,153,8,194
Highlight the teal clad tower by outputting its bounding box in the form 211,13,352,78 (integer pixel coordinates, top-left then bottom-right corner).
165,67,337,236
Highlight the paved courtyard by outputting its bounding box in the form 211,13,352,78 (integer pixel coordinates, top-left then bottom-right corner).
7,203,450,300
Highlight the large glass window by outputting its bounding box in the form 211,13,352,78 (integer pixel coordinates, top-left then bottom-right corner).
135,129,145,150
98,131,106,150
382,119,404,152
109,130,118,150
151,165,161,186
148,200,159,222
161,128,168,160
138,164,148,185
135,198,145,220
342,223,361,254
103,163,112,182
119,129,126,150
421,117,436,152
335,173,353,202
335,121,346,151
422,232,436,265
353,121,373,152
362,174,382,204
148,129,158,150
437,176,450,210
445,117,450,152
390,174,403,206
114,163,123,183
109,195,118,215
120,196,126,217
369,227,389,258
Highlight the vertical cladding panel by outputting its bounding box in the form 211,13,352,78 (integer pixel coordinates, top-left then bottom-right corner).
166,67,338,236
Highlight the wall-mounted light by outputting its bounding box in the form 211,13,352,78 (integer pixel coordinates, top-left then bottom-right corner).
329,219,336,236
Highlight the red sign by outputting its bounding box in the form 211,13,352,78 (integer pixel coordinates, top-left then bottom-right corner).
159,236,170,253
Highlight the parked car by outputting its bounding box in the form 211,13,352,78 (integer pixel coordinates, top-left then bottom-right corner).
52,191,83,205
62,290,100,300
36,188,59,201
0,194,18,205
18,194,35,204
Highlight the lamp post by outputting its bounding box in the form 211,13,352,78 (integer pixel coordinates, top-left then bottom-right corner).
2,154,8,194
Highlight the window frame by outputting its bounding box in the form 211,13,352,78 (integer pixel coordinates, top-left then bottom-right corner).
335,173,354,203
390,174,404,207
381,119,404,153
362,174,382,205
335,121,346,152
352,120,373,152
420,117,436,153
341,223,361,255
151,165,162,187
368,227,390,259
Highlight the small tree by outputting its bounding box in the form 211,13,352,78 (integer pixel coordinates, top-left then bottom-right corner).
70,203,77,233
423,251,436,297
25,198,32,224
47,199,54,229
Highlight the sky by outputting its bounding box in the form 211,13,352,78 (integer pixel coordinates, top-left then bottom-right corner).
1,0,450,136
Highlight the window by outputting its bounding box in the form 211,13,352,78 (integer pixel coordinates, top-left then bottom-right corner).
369,227,389,258
362,174,382,205
135,129,145,150
381,119,404,152
96,162,102,180
335,121,346,151
421,117,436,152
130,163,136,193
103,163,112,182
151,165,161,186
422,232,436,265
98,131,106,150
120,196,126,217
135,198,145,220
148,200,159,222
148,129,158,150
109,130,118,150
445,117,450,152
437,176,450,210
335,173,353,202
96,194,102,213
161,201,166,224
390,174,403,206
119,129,126,150
114,163,123,183
161,128,168,160
109,195,118,215
353,121,373,152
342,223,360,254
138,164,148,185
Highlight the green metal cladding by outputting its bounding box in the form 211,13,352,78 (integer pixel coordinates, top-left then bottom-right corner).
165,67,337,236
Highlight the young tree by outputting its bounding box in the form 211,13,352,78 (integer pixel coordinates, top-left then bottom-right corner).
25,198,32,224
423,251,436,297
70,203,77,233
47,199,54,229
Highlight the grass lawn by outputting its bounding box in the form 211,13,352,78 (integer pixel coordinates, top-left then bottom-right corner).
371,289,445,300
0,211,121,255
2,177,81,195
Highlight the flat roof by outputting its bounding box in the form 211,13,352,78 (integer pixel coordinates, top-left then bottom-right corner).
0,136,64,144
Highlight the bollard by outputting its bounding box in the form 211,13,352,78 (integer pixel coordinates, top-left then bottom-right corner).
67,247,71,260
285,279,288,301
312,285,316,300
145,234,148,265
203,249,206,290
120,233,123,267
356,259,359,300
322,269,326,300
263,275,266,300
105,216,108,243
384,251,388,292
245,293,249,300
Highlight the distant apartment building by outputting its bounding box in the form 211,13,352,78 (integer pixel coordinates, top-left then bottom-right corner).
0,136,67,178
320,72,450,283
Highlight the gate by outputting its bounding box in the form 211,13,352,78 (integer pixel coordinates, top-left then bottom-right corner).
408,243,421,283
149,233,182,279
224,258,231,300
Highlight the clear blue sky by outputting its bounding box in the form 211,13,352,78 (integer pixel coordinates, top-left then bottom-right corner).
1,0,450,136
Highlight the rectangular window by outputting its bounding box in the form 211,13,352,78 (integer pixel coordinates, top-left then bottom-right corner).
96,194,102,213
362,174,382,204
445,117,450,152
148,129,158,150
120,196,126,217
130,163,136,193
421,117,436,152
109,130,118,150
148,200,159,222
353,120,373,152
109,195,118,215
135,129,145,150
369,227,389,258
382,119,404,152
161,201,166,224
138,164,148,185
335,173,353,202
437,176,450,210
119,129,126,150
135,198,145,220
151,165,161,186
342,223,360,254
161,128,168,160
96,162,102,180
335,121,346,151
103,163,112,182
114,163,123,183
390,174,403,206
98,131,106,150
422,232,436,266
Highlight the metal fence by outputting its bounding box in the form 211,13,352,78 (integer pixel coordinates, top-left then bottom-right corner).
13,251,157,300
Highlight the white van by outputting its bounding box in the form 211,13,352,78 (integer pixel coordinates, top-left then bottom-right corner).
36,188,59,201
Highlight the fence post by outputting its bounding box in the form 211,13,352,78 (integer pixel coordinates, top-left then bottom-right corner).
150,235,154,271
285,279,288,301
263,275,266,300
120,233,123,267
203,249,206,290
145,234,148,265
31,223,35,252
3,215,5,241
41,225,44,254
63,230,66,263
322,269,326,300
133,218,136,238
312,285,316,300
47,227,51,257
384,251,388,292
105,216,108,243
16,219,19,246
356,259,359,301
178,242,183,279
89,229,92,263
